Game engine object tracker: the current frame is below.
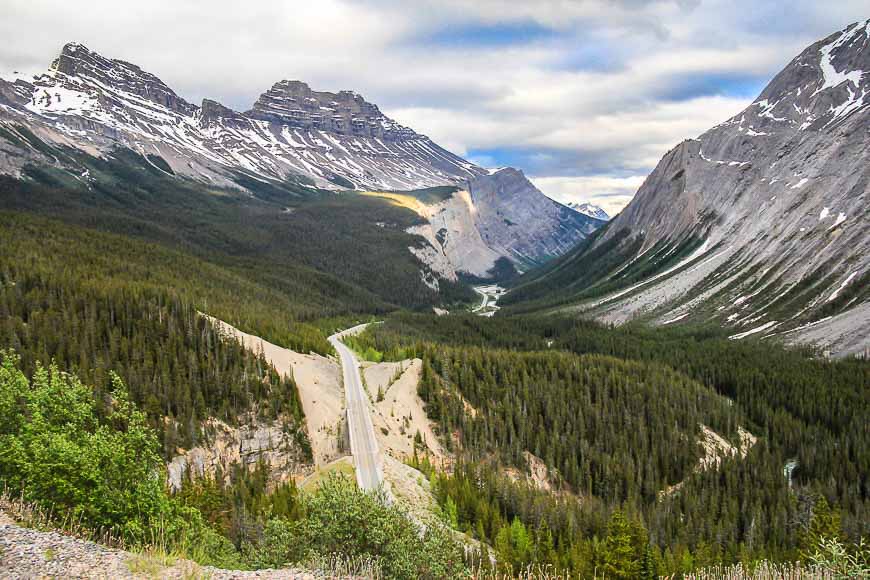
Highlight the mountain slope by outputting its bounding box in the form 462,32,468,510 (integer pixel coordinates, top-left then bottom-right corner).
504,19,870,356
390,169,604,280
0,42,602,283
567,202,610,221
0,42,485,191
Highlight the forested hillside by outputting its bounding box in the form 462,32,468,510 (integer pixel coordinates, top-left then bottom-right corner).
0,131,475,309
351,312,869,575
0,212,320,454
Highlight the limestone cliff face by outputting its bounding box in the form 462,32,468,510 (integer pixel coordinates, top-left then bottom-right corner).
467,168,603,270
406,189,503,279
166,417,310,492
401,172,605,280
529,20,869,356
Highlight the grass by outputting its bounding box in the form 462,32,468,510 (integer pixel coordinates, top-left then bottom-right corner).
300,457,356,493
125,549,209,579
682,560,834,579
0,488,126,549
304,552,383,578
125,549,177,576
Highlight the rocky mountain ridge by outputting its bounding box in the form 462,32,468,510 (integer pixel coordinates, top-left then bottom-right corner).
0,42,486,191
509,19,869,356
0,42,601,279
567,202,610,221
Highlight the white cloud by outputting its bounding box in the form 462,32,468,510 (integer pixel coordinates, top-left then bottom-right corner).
532,175,646,216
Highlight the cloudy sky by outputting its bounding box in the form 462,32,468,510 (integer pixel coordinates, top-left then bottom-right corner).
1,1,867,214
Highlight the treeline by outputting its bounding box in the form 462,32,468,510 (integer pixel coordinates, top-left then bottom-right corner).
354,312,869,570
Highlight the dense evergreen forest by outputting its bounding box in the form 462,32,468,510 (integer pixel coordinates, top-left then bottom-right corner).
350,312,869,575
0,212,314,454
0,132,475,309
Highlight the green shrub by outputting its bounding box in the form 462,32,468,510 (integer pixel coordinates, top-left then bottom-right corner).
0,351,170,541
245,473,467,579
0,351,240,568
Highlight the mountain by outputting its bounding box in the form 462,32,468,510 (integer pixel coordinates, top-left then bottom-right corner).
505,19,869,356
0,43,600,281
567,202,610,221
407,168,602,279
0,42,485,190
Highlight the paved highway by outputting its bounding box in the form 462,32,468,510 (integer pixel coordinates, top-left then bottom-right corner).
328,324,385,492
472,284,505,317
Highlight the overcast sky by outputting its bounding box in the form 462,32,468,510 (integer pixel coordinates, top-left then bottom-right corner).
1,1,867,214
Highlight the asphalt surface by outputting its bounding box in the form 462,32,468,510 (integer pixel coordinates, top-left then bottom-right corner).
472,284,505,317
328,325,385,492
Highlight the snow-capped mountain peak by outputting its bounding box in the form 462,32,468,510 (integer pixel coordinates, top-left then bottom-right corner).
0,42,488,191
567,202,610,221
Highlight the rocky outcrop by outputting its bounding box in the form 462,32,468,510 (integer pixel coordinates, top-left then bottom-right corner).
166,417,310,492
405,189,503,278
368,179,606,279
247,80,412,140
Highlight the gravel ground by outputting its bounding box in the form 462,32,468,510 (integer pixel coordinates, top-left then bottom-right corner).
0,519,322,579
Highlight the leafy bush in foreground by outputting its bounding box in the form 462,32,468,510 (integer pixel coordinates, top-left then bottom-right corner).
245,473,467,579
0,351,239,566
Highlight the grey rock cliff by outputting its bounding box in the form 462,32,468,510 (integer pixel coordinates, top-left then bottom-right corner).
467,168,603,268
577,19,870,355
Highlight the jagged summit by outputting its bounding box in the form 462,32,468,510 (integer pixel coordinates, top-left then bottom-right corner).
246,78,413,139
0,41,487,190
509,19,869,356
721,18,869,135
197,98,247,127
48,42,196,115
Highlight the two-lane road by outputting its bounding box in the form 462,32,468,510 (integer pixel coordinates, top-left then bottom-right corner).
328,325,385,492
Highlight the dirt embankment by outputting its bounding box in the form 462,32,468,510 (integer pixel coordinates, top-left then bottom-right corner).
360,359,445,466
196,315,345,469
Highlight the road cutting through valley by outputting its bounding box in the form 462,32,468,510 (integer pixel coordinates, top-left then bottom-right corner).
328,324,387,495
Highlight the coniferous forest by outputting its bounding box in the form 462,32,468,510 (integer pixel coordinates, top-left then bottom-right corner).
0,143,865,577
348,312,869,575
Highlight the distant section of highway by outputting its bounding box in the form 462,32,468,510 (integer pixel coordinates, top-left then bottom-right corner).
472,284,506,317
328,324,386,493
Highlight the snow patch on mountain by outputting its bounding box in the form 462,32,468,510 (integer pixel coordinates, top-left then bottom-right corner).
566,202,610,221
